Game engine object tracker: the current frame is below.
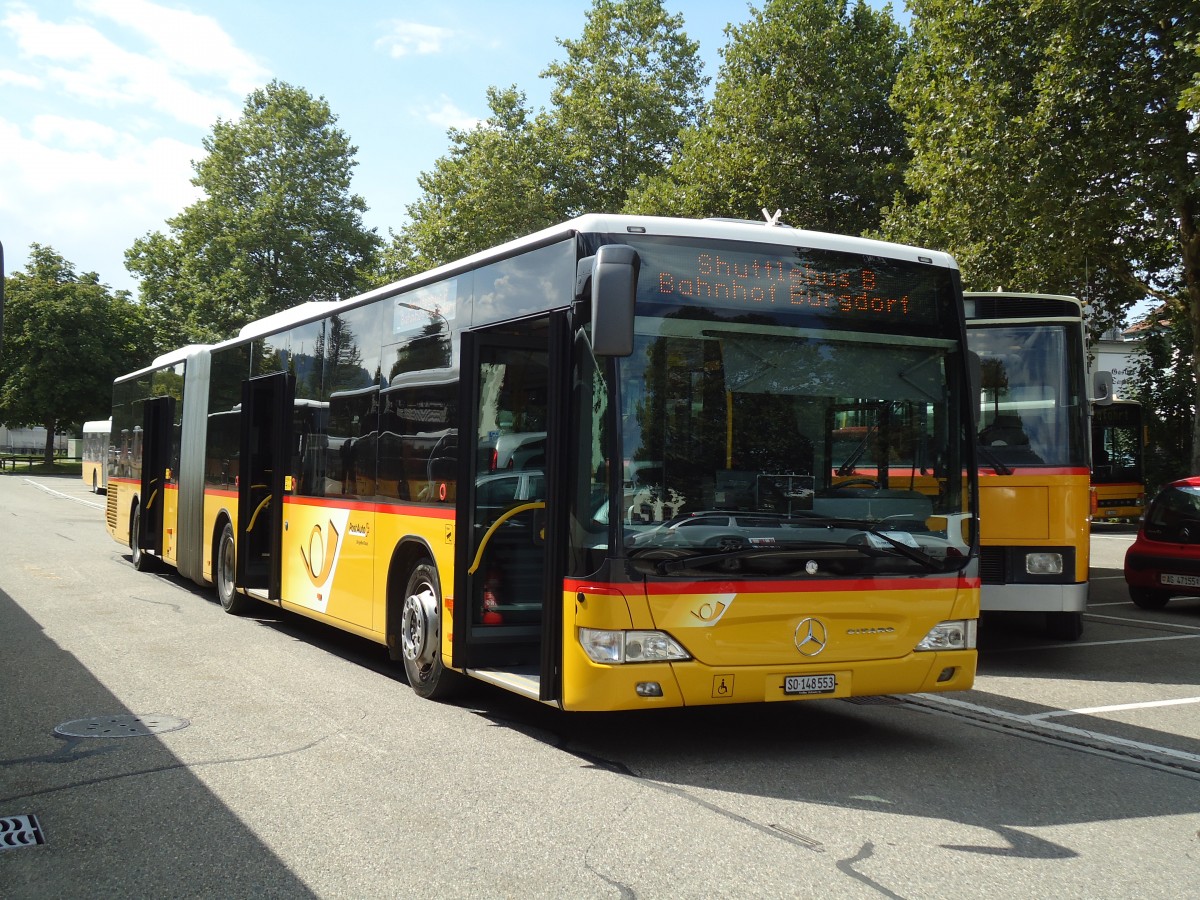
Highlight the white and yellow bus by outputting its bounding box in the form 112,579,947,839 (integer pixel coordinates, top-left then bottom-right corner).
964,292,1094,640
82,418,110,494
1091,398,1145,522
106,215,979,710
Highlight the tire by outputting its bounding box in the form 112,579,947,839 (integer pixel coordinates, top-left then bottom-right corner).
1129,587,1171,610
216,521,255,615
130,503,154,571
1045,611,1083,641
400,562,460,700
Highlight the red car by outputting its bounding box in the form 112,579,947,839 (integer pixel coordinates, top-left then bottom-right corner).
1124,475,1200,609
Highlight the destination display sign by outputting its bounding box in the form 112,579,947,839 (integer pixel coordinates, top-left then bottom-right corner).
628,236,955,330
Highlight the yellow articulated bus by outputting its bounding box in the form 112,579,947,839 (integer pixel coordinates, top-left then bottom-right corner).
1090,398,1146,522
82,418,110,494
963,292,1096,641
106,214,980,711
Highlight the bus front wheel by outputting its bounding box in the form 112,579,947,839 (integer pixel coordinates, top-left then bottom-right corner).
400,562,460,700
1045,611,1083,641
216,521,255,615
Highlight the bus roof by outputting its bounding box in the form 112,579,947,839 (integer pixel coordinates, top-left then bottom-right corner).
196,214,960,355
83,418,111,432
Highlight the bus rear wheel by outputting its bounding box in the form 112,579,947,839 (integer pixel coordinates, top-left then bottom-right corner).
216,521,255,615
400,562,460,700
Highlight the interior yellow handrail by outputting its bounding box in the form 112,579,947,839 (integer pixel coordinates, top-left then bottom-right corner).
246,494,272,532
468,501,546,575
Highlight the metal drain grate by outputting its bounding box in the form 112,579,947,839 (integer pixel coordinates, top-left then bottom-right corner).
841,695,903,706
1,815,45,851
54,714,189,738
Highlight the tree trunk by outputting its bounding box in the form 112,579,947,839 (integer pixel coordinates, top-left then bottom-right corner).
42,416,56,466
1184,194,1200,474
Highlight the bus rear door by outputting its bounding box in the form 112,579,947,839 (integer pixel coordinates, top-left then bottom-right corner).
138,395,175,558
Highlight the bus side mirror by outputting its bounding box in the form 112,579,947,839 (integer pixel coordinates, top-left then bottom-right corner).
1092,370,1113,405
590,244,639,357
968,350,982,428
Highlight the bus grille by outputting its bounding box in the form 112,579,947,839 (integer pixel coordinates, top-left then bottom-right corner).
979,547,1007,584
105,487,118,532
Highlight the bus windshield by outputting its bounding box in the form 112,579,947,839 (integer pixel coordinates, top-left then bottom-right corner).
594,235,971,578
969,323,1089,469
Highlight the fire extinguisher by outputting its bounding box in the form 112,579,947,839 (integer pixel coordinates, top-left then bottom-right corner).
482,569,504,625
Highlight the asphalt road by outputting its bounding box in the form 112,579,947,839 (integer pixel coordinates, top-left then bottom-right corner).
1,475,1197,899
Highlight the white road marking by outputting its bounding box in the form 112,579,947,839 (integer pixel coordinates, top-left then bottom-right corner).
1087,613,1200,632
1028,697,1200,720
23,478,105,510
916,693,1200,767
989,633,1200,651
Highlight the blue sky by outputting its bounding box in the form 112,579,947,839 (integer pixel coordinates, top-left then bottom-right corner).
0,1,903,296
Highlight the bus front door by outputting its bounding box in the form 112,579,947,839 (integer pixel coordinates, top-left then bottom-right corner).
138,395,175,557
237,372,294,601
455,314,569,703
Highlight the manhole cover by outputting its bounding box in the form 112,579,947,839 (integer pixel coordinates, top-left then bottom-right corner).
1,815,45,851
54,714,189,738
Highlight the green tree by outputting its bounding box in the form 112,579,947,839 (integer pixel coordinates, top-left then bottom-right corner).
379,87,564,281
1131,310,1194,492
127,80,381,346
627,0,910,235
0,245,153,463
543,0,707,215
387,0,707,274
885,0,1198,467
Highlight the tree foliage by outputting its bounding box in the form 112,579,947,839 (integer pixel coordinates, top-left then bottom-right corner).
379,87,564,281
387,0,707,273
0,245,153,462
627,0,910,235
543,0,707,216
884,0,1199,467
127,80,380,346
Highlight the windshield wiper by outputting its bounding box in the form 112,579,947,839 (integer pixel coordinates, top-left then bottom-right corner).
652,541,848,575
773,516,951,573
976,444,1013,475
649,530,951,575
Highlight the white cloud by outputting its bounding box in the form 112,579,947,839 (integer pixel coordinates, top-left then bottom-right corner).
0,2,274,291
376,20,455,58
2,2,256,128
0,114,201,287
423,97,481,131
0,66,40,88
80,0,268,94
28,113,119,149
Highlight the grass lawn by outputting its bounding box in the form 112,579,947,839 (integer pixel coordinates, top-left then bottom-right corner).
0,458,83,477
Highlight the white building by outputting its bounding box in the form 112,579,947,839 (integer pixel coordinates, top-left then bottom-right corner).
0,426,70,455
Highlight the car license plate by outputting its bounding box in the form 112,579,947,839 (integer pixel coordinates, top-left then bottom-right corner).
784,674,836,695
1161,573,1200,587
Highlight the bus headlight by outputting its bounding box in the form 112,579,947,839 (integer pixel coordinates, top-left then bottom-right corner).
579,628,690,664
915,620,977,651
1026,552,1064,575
